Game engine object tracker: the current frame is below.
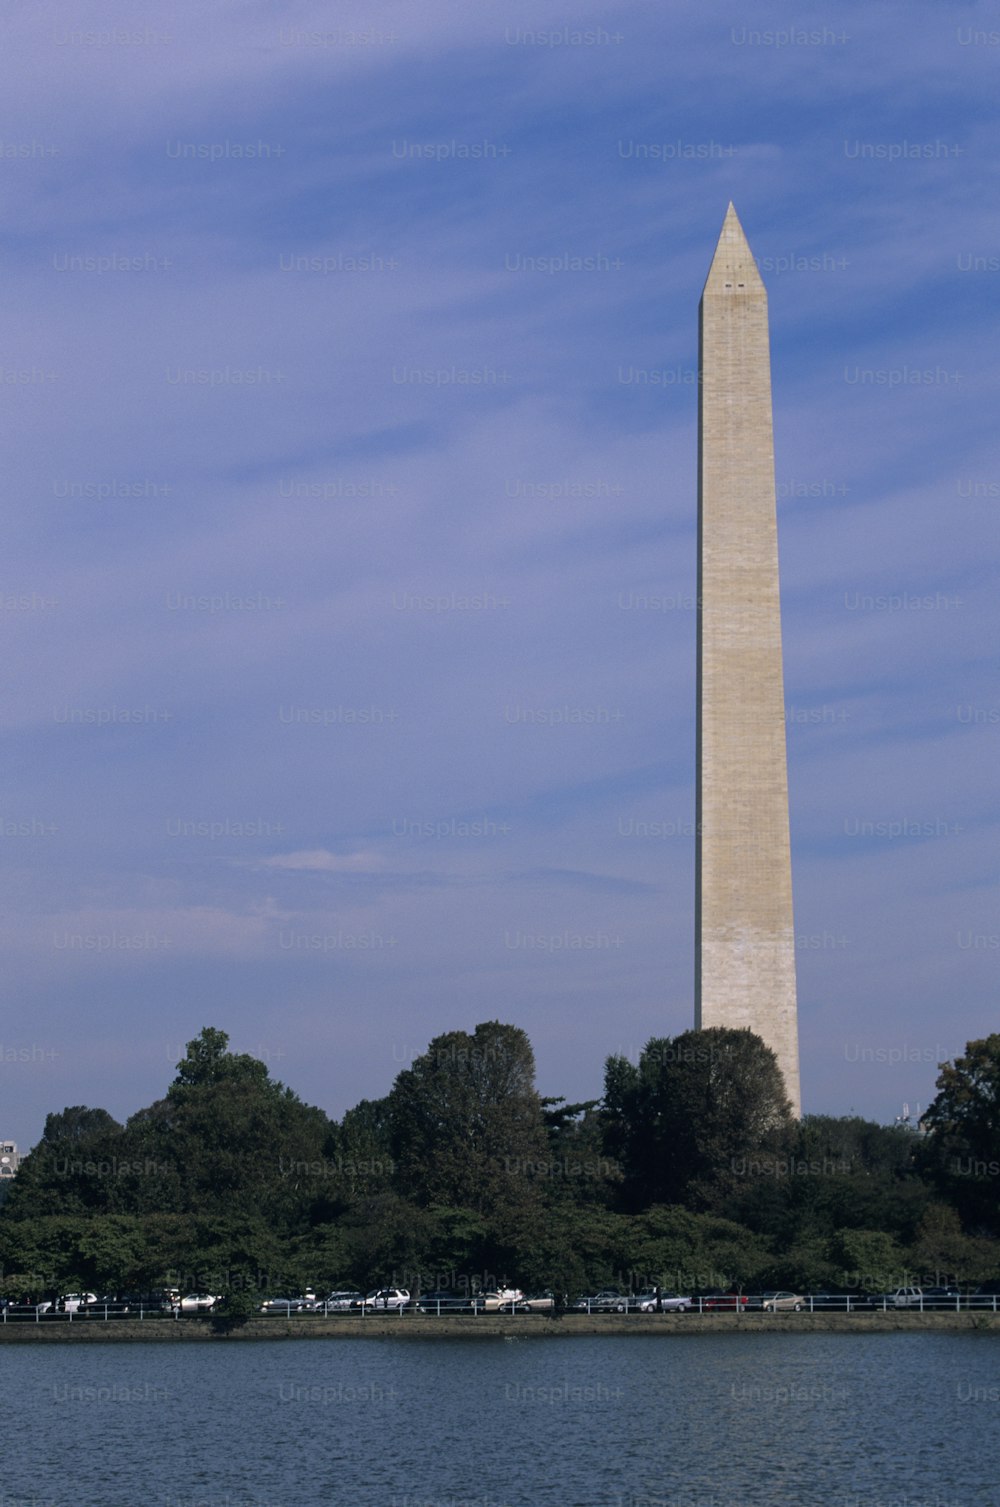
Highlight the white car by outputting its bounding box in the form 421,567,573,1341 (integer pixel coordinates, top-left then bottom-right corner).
59,1292,97,1313
869,1286,924,1309
179,1292,222,1311
658,1291,693,1312
357,1288,410,1310
322,1290,364,1311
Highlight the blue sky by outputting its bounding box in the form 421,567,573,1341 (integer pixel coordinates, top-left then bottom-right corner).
2,0,998,1145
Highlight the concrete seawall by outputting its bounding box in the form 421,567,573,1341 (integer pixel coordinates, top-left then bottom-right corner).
2,1312,998,1342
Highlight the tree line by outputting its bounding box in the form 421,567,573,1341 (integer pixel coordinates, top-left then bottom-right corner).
1,1023,997,1302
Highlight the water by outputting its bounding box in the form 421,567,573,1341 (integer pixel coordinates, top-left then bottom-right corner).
1,1332,997,1506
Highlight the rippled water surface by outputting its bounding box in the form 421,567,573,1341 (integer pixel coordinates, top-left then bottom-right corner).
2,1331,997,1506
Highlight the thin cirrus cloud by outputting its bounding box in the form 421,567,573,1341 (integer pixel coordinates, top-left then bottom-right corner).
253,849,384,874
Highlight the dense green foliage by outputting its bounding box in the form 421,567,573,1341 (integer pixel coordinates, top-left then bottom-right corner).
1,1025,997,1301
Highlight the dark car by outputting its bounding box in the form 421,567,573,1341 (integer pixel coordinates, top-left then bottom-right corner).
81,1294,132,1317
0,1299,54,1319
415,1290,472,1314
260,1295,312,1314
922,1286,961,1309
701,1290,748,1311
117,1291,175,1314
867,1287,924,1309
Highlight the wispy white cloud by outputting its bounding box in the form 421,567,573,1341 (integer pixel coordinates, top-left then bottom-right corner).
254,848,383,873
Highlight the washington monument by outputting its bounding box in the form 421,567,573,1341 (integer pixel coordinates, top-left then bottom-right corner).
695,203,801,1116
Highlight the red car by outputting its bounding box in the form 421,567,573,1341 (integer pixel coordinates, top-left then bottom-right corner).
701,1290,748,1311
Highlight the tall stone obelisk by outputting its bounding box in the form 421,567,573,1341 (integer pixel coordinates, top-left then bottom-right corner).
696,203,801,1116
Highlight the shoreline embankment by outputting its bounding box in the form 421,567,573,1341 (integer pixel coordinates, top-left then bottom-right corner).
2,1312,998,1342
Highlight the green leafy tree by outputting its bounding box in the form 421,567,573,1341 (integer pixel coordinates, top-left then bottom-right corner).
171,1028,271,1090
337,1192,434,1290
8,1017,998,1308
759,1237,843,1294
115,1028,331,1225
77,1215,150,1290
160,1213,289,1295
388,1023,549,1221
603,1028,793,1212
41,1107,122,1144
541,1098,622,1209
212,1287,261,1332
512,1204,632,1296
318,1098,397,1209
724,1116,932,1253
623,1205,771,1293
831,1228,911,1293
287,1224,353,1291
911,1203,999,1286
0,1215,97,1293
922,1035,1000,1235
0,1030,325,1298
2,1108,124,1220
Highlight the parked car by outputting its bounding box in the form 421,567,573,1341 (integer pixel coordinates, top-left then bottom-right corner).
322,1290,364,1311
57,1292,97,1313
701,1290,748,1311
761,1291,805,1312
354,1288,410,1311
117,1291,177,1313
260,1294,312,1314
868,1287,923,1309
0,1299,54,1317
81,1294,127,1315
416,1290,471,1314
922,1287,961,1309
571,1290,629,1313
591,1290,656,1312
652,1290,692,1312
179,1292,222,1312
512,1291,556,1313
480,1288,525,1312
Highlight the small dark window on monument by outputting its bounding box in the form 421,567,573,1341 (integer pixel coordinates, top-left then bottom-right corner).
737,282,745,288
724,282,732,288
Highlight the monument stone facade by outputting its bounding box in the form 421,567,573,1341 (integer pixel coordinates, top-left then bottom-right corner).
695,203,801,1117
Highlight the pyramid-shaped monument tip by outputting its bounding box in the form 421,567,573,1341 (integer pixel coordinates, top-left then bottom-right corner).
702,204,764,297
